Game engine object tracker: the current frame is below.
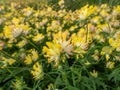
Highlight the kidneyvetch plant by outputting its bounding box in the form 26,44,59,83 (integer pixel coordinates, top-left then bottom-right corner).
0,0,120,90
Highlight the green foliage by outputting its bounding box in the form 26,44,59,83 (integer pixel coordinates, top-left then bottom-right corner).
47,0,120,11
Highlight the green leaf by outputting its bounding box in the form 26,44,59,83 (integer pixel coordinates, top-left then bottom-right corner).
3,67,30,83
67,85,79,90
108,68,120,83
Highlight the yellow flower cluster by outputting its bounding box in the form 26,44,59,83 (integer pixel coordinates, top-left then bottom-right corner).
31,62,44,80
0,57,16,68
24,49,39,65
12,77,26,90
0,1,119,82
43,31,73,66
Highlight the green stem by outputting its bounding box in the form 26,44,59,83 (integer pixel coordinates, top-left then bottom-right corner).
22,37,39,50
0,50,16,59
86,22,89,43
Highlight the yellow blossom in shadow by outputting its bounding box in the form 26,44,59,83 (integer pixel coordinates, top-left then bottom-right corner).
106,61,115,69
31,62,44,80
101,46,113,61
90,70,98,78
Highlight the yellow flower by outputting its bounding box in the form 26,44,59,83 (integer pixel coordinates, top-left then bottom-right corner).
13,77,26,90
79,5,96,20
100,9,109,17
16,39,27,48
0,33,3,38
0,5,4,11
24,54,32,65
106,54,110,61
1,57,16,68
31,62,44,80
101,46,113,61
112,5,120,16
106,61,115,69
7,59,16,65
109,38,113,45
114,31,120,39
69,25,77,31
84,61,91,66
91,16,101,24
3,26,13,40
32,33,44,42
21,24,31,35
47,20,61,33
12,25,23,38
39,18,48,26
58,0,64,6
97,23,109,32
90,70,98,78
30,49,39,61
43,41,61,66
7,43,13,48
109,38,120,49
101,46,113,55
53,31,73,56
12,17,20,25
23,7,33,16
46,83,54,90
4,12,12,18
43,31,73,66
71,28,91,50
